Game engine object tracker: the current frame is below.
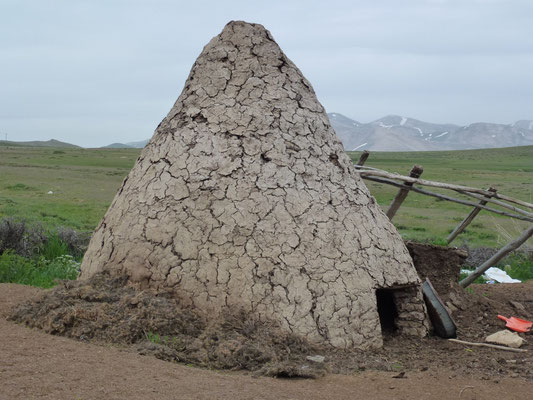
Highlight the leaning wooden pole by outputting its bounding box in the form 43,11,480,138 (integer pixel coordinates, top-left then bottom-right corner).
356,150,370,166
459,224,533,288
362,176,533,223
447,187,497,245
455,189,533,219
386,165,423,220
357,169,533,210
448,339,527,353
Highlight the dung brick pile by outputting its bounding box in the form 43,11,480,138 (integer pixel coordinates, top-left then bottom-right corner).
80,21,428,349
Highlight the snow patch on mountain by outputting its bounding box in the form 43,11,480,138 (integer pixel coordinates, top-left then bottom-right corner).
325,112,533,152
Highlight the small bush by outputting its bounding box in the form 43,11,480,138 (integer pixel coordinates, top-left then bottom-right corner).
0,251,80,288
0,217,79,259
56,226,83,257
459,270,487,284
501,253,533,282
0,218,48,257
0,218,26,254
25,223,48,257
39,233,70,260
0,217,82,288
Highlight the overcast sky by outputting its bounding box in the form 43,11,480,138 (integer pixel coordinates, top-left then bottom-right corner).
1,0,532,147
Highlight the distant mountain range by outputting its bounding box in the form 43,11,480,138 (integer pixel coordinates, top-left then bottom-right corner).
101,139,149,149
4,114,533,152
0,139,81,148
328,113,533,152
102,114,533,152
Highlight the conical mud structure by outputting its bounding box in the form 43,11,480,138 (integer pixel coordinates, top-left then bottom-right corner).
81,21,428,348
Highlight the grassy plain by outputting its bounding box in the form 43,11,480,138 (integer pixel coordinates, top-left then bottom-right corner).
0,146,139,231
1,144,532,249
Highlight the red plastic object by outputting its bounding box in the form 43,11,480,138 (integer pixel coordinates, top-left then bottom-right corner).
497,315,533,333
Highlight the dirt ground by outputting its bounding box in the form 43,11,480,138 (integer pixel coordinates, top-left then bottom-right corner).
2,281,533,400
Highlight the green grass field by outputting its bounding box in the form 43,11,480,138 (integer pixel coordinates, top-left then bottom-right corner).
0,146,139,231
1,145,532,249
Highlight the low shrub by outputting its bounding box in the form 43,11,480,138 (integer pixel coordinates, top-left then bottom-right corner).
39,233,70,260
0,251,80,288
0,217,85,260
0,217,48,257
56,226,84,257
458,270,487,284
0,218,27,254
0,217,83,288
501,252,533,282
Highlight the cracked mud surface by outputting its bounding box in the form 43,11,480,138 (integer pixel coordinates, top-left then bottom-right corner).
80,21,424,348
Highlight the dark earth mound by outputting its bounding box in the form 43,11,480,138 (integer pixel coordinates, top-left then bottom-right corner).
406,241,467,296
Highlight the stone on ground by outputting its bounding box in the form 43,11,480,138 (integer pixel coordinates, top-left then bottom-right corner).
485,330,525,348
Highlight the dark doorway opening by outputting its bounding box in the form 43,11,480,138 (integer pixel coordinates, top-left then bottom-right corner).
376,289,398,335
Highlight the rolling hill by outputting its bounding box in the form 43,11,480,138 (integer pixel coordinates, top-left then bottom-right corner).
0,139,81,148
100,143,135,149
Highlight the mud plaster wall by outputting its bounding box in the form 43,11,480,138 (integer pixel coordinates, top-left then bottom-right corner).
80,21,427,349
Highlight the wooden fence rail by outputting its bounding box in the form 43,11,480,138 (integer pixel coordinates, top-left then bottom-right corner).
361,175,533,223
356,166,533,211
447,188,497,244
353,154,533,288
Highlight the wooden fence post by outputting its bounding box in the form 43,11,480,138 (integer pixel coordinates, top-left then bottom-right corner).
356,150,370,166
459,224,533,288
386,165,423,220
361,175,533,223
447,187,497,245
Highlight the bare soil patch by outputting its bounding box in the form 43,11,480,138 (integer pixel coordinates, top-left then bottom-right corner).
3,239,532,400
7,270,533,382
2,281,533,400
0,283,42,318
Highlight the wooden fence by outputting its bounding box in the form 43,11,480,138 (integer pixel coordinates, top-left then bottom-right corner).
355,151,533,288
